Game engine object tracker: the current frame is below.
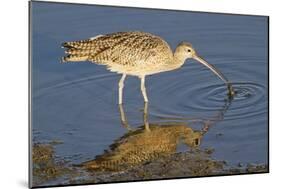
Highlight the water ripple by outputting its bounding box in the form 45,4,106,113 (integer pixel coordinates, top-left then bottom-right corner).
34,73,117,99
152,81,267,121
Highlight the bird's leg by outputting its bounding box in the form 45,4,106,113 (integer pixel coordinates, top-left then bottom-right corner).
140,76,148,102
118,74,126,104
143,102,150,132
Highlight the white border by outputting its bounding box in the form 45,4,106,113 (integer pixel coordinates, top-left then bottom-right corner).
1,0,279,189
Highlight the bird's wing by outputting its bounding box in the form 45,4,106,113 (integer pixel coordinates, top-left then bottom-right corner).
86,32,169,66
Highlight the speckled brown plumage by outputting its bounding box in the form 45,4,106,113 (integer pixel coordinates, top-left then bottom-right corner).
62,31,176,76
81,123,203,171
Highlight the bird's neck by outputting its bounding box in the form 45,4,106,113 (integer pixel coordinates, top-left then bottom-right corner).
171,51,186,70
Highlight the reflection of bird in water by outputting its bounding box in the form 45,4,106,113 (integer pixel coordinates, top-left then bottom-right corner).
82,123,202,171
81,100,231,171
62,31,234,104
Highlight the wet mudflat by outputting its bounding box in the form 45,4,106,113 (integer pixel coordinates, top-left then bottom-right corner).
32,141,267,187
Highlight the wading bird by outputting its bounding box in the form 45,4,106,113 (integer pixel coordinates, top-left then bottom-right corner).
62,31,234,104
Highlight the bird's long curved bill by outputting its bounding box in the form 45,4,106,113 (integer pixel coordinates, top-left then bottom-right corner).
193,56,229,84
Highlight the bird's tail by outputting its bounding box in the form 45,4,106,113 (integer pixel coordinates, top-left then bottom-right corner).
61,39,93,63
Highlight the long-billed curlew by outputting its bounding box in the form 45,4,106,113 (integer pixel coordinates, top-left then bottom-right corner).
61,31,234,104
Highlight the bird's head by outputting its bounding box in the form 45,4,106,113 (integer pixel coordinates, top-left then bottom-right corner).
175,41,229,85
175,42,197,59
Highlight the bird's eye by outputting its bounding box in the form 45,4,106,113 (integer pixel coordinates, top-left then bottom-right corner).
187,49,191,52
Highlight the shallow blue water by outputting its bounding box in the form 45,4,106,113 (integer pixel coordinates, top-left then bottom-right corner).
31,1,268,176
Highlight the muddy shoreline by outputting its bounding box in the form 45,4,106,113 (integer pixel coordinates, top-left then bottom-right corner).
32,142,268,187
